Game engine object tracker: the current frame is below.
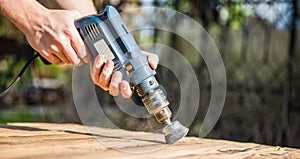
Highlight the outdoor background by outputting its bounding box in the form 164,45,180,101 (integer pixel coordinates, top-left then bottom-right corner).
0,0,299,148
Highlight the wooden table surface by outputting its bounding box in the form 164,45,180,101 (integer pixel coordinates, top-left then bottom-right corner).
1,123,299,159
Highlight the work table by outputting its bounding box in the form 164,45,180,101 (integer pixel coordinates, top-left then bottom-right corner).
1,123,300,159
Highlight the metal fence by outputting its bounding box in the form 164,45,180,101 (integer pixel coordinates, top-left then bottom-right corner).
183,0,299,148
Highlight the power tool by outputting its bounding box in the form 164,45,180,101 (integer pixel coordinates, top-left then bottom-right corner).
74,6,188,144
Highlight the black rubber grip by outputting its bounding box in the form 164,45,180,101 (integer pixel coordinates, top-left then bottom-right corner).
39,54,52,65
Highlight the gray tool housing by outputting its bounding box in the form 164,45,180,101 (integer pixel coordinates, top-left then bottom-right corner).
75,5,188,144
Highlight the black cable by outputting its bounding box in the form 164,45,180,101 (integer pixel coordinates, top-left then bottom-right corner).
0,54,39,98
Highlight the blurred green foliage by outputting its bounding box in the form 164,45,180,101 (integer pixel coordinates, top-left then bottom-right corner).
220,3,254,28
166,0,192,13
33,56,72,83
0,107,47,123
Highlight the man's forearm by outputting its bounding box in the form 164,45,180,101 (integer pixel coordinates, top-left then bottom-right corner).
42,0,97,15
0,0,97,34
0,0,48,34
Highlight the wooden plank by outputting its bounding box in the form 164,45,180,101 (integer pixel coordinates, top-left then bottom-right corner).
0,123,299,159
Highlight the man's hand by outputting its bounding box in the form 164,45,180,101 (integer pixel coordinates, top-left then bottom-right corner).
26,9,91,65
0,0,93,65
90,52,159,98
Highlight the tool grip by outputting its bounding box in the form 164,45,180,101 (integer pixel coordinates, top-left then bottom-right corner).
38,55,52,65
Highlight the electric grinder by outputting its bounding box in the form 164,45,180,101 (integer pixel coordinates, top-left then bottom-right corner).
75,6,188,144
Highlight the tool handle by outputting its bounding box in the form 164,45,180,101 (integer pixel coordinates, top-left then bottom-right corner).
38,55,52,65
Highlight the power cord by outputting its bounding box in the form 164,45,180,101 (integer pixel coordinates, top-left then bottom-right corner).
0,54,39,98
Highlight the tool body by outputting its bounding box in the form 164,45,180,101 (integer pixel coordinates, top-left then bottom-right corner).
75,6,188,144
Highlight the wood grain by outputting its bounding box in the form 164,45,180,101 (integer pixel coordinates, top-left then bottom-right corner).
0,123,299,159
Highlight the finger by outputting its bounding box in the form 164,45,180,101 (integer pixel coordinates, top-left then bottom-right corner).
58,36,82,65
142,51,159,69
109,71,122,96
92,55,106,84
64,25,92,63
90,62,94,81
68,11,92,63
89,58,95,79
49,44,71,64
89,55,97,73
46,54,63,65
98,60,114,91
77,59,84,66
119,81,133,98
59,50,72,64
40,50,63,65
70,32,92,63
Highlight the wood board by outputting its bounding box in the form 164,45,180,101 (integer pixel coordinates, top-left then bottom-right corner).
0,123,300,159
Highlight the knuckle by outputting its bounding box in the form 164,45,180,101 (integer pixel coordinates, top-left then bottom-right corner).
111,82,119,89
99,84,109,91
110,92,118,97
109,90,116,96
101,68,113,78
55,33,66,41
63,28,74,38
70,10,81,17
101,71,110,79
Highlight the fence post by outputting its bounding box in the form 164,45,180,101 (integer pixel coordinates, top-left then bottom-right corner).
282,0,298,147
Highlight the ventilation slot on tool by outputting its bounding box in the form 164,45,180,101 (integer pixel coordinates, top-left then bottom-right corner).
113,61,122,71
84,23,101,40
